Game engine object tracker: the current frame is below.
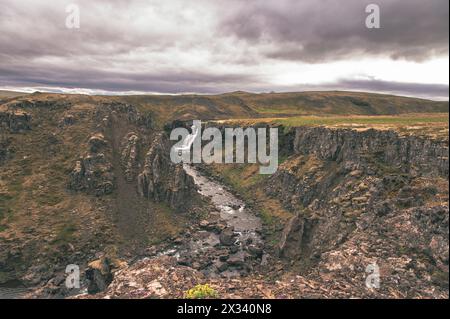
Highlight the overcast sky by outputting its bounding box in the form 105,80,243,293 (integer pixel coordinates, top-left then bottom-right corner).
0,0,448,99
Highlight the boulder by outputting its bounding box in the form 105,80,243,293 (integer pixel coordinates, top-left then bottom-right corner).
88,133,107,153
86,257,113,294
278,213,318,259
219,227,236,246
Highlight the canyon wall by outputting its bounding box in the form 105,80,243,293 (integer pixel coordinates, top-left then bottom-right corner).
266,127,449,294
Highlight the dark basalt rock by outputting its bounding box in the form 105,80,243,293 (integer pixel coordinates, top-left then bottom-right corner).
0,136,13,163
0,109,31,132
69,133,115,196
219,227,236,246
137,133,196,211
121,132,140,182
265,126,448,297
86,257,114,294
292,127,448,178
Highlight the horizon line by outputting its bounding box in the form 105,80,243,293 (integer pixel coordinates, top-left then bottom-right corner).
1,87,449,102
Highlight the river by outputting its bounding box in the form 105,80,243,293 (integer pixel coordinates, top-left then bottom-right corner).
158,164,265,277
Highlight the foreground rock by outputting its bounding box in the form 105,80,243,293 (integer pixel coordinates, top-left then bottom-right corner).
85,255,127,294
74,255,448,299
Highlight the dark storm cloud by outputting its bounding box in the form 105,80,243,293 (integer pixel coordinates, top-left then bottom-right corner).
0,63,259,94
221,0,449,62
335,79,449,99
2,61,447,100
0,0,448,98
246,80,449,101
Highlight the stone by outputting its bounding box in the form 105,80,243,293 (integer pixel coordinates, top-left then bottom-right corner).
60,114,75,126
86,257,113,294
247,245,263,258
199,220,210,228
219,227,235,246
0,109,31,132
216,261,228,272
278,213,317,259
137,133,196,211
88,133,107,153
227,254,245,268
121,132,139,182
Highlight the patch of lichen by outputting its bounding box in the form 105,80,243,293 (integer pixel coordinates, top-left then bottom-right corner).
184,284,219,299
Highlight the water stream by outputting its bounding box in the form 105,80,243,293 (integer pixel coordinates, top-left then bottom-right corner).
158,164,264,277
183,164,262,244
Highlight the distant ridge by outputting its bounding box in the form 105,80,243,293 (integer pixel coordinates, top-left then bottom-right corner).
116,90,449,122
2,90,448,124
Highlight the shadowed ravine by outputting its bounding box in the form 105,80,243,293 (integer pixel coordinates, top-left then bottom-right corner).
158,164,265,277
184,164,262,245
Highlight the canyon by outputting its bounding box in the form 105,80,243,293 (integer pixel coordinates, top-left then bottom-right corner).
0,91,448,299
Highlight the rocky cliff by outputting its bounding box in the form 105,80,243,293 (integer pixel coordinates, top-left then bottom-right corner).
68,101,196,210
0,107,31,133
292,127,448,177
0,95,200,295
265,126,449,297
137,133,196,212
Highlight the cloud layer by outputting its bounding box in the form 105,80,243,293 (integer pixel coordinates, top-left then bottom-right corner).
221,0,449,62
0,0,448,99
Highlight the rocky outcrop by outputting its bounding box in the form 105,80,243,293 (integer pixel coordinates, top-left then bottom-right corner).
293,127,449,178
85,257,118,294
98,102,153,128
0,109,31,132
69,133,115,196
137,133,196,211
6,99,71,110
0,136,13,163
267,126,449,294
69,102,194,212
75,255,448,299
59,114,76,127
121,132,140,182
278,213,318,260
314,205,449,296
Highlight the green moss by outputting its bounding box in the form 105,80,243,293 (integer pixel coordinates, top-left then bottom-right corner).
269,114,449,127
35,192,63,206
54,223,77,244
260,208,274,226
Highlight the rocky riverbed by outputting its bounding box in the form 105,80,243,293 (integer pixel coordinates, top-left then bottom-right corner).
157,164,265,277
